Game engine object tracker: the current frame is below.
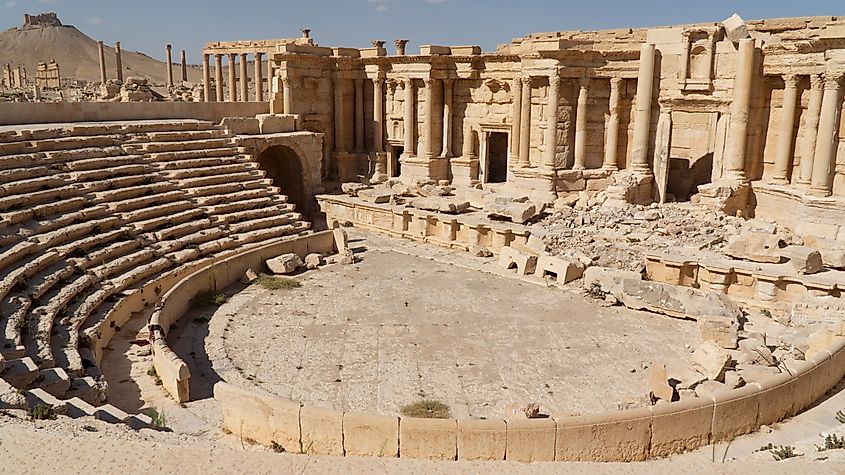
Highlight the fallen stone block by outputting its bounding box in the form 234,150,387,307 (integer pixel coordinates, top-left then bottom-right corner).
411,197,470,214
486,202,536,224
649,363,675,402
24,389,67,415
535,255,584,284
618,279,743,321
666,364,707,391
127,413,154,430
499,246,538,276
256,113,297,134
2,357,38,388
304,253,323,270
724,232,781,263
0,377,25,409
782,246,823,274
65,397,96,418
333,228,349,250
65,377,106,405
241,268,258,284
462,188,493,208
806,329,845,360
219,117,260,135
582,266,642,296
735,339,774,366
416,184,453,197
699,316,738,349
470,245,493,258
802,236,845,269
357,188,392,204
694,380,729,399
36,367,71,397
692,341,730,382
341,182,371,197
266,253,303,275
724,370,744,389
553,194,579,210
95,404,130,424
722,13,749,43
736,364,780,383
326,248,356,265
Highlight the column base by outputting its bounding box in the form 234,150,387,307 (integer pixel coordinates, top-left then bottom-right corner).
399,156,449,184
809,186,833,198
694,179,750,217
450,156,479,188
370,152,389,184
768,176,789,185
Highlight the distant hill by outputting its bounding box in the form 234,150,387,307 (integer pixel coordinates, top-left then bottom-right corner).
0,13,202,85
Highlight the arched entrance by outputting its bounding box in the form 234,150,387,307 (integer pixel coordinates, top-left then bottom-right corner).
256,145,310,216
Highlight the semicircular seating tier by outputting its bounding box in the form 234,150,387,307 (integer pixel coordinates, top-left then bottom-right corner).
0,119,309,417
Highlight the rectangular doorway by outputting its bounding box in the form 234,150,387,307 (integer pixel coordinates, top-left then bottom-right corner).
486,132,508,183
389,145,403,178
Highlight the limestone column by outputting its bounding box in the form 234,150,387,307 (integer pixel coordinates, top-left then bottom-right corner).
604,77,623,170
115,42,123,82
227,53,237,102
97,41,107,84
354,79,365,152
631,43,656,173
214,54,223,102
254,53,263,102
403,79,416,156
282,75,293,114
423,78,436,159
518,76,532,167
239,53,248,101
511,77,522,163
373,78,385,152
181,50,188,82
334,75,346,153
440,79,454,157
798,74,824,186
573,78,590,170
771,75,799,184
462,122,476,158
810,72,843,197
724,39,755,182
202,53,211,102
543,73,560,168
267,59,274,93
166,44,174,88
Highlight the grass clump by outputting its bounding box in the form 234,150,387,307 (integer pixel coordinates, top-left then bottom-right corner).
836,409,845,424
27,403,57,421
817,434,845,452
400,400,452,419
190,290,227,307
256,274,302,290
771,445,802,461
147,366,162,386
270,441,286,453
145,407,167,429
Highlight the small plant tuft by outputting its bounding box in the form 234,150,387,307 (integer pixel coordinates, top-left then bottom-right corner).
147,366,163,386
78,333,93,349
256,273,302,290
761,309,773,319
145,407,167,429
817,434,845,452
27,403,57,420
771,445,802,461
400,400,452,419
836,409,845,424
585,282,608,300
190,290,228,307
270,441,285,453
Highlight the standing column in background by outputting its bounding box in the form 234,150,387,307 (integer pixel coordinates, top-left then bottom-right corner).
202,53,211,102
603,77,623,170
423,78,436,159
227,53,237,102
354,78,365,152
180,49,188,82
165,44,174,88
239,53,248,102
254,52,263,102
334,75,346,153
810,72,843,197
573,78,590,170
798,74,824,187
631,43,656,173
724,39,755,182
770,75,799,184
282,75,293,114
402,79,416,157
97,40,107,84
518,76,532,167
543,73,560,169
511,77,522,164
115,41,123,82
440,79,454,158
214,54,223,102
372,77,387,182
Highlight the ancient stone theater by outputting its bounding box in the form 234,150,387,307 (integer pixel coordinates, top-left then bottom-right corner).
3,11,845,471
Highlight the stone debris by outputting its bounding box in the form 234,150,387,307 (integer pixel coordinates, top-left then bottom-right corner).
694,380,729,399
357,187,393,204
416,183,453,198
582,266,642,296
617,279,743,321
648,363,675,402
722,13,749,43
241,268,258,284
782,246,823,275
266,253,303,275
341,182,371,197
724,232,781,263
486,202,536,224
470,245,493,258
304,253,323,270
410,196,470,214
333,228,350,251
699,315,739,349
802,236,845,269
692,341,730,381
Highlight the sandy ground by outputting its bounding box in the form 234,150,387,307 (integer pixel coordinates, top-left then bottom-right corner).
179,231,698,419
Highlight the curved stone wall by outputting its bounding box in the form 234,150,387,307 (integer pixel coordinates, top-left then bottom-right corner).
151,230,845,461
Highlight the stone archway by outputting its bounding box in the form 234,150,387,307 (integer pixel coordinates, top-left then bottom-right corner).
256,145,310,216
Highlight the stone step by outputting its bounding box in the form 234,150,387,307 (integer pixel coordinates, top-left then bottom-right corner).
107,257,172,292
232,224,297,245
64,376,106,406
227,214,292,234
203,196,275,215
65,396,96,418
0,185,82,212
0,196,88,227
184,179,274,199
88,248,157,280
107,190,187,213
0,152,48,170
45,146,126,165
211,205,286,225
129,208,205,234
61,153,142,172
149,218,214,242
70,164,151,183
71,240,142,271
29,135,124,153
175,171,262,189
0,176,66,198
34,367,71,397
120,200,193,224
1,356,38,388
156,156,243,170
0,165,52,184
147,147,239,162
162,163,257,180
23,388,67,415
146,129,229,142
92,181,177,203
141,137,234,153
77,174,162,193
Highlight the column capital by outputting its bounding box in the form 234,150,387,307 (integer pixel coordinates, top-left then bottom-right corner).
823,71,844,90
423,77,435,88
166,44,172,51
548,73,561,87
373,77,385,86
521,75,532,86
782,74,799,89
240,52,248,59
202,52,210,59
810,73,824,90
254,51,263,59
281,75,292,86
610,77,623,88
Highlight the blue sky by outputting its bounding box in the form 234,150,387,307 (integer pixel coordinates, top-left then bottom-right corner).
1,0,838,62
